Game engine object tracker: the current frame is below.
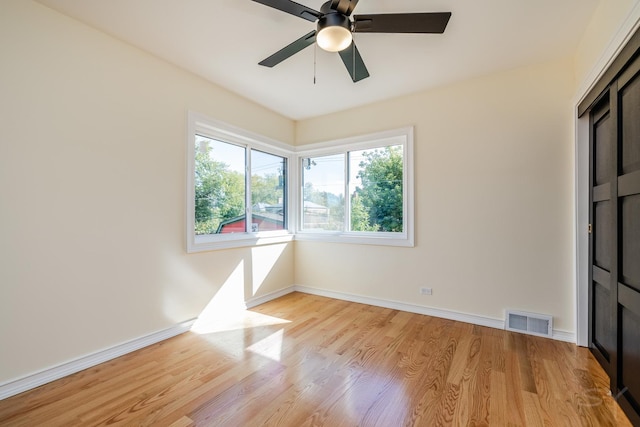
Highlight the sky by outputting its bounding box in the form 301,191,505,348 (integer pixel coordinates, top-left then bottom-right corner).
196,135,285,178
197,133,401,198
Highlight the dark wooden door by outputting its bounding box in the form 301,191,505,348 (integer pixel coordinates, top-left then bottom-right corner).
588,51,640,426
616,54,640,426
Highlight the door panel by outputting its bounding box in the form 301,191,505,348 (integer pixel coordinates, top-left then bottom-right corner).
590,97,614,370
619,285,640,421
593,283,612,360
595,112,613,185
620,306,640,412
621,195,640,290
594,200,612,270
621,74,640,175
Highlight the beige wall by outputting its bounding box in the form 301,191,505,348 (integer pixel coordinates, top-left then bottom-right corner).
574,0,639,92
0,0,294,384
296,59,577,332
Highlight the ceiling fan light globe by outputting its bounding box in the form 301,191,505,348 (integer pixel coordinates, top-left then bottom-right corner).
317,25,352,52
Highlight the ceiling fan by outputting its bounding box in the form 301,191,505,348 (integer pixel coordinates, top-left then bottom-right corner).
252,0,452,82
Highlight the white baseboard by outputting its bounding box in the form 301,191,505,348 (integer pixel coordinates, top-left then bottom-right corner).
552,330,576,343
244,286,296,309
0,318,195,401
293,285,504,329
291,285,576,343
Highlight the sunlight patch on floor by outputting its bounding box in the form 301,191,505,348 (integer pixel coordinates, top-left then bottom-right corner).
246,328,285,361
192,307,290,335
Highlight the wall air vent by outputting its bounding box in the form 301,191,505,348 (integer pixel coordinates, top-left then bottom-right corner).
505,310,553,338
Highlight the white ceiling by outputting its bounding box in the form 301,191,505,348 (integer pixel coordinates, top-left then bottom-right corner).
36,0,599,120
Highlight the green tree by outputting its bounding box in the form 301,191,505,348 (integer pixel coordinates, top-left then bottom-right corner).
217,169,245,222
194,147,245,234
350,193,379,231
352,146,403,232
251,173,282,206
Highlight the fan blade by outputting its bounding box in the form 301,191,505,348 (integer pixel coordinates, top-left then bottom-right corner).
353,12,451,33
259,31,317,67
329,0,359,16
338,42,369,82
251,0,322,22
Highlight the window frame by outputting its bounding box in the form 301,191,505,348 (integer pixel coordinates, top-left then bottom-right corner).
295,127,414,247
187,111,295,253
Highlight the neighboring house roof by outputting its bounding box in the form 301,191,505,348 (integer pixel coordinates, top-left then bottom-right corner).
303,201,326,209
254,201,327,210
303,201,329,213
216,212,284,234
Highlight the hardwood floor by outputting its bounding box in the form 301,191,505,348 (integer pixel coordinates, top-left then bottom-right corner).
0,292,632,426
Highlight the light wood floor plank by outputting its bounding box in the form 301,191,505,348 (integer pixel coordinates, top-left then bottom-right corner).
0,292,632,426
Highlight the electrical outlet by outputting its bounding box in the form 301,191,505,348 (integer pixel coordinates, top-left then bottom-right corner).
419,287,432,295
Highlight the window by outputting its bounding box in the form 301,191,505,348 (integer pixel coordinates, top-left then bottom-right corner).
302,154,345,231
251,149,287,232
187,112,293,252
187,113,412,251
194,136,246,235
297,127,414,247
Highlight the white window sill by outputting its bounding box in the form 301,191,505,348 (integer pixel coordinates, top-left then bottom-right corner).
294,232,414,247
187,232,294,253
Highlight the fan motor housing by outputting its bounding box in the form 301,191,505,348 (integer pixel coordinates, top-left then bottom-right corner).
317,12,351,33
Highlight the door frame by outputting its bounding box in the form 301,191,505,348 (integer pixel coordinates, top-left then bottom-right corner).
575,7,640,347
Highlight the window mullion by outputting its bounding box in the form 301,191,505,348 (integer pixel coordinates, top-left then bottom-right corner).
282,157,288,231
245,147,252,233
344,151,350,232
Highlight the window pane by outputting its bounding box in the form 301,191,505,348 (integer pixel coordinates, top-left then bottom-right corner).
349,145,403,232
302,154,345,231
251,150,286,232
194,135,246,235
